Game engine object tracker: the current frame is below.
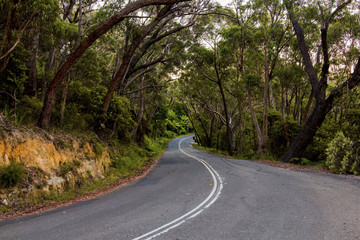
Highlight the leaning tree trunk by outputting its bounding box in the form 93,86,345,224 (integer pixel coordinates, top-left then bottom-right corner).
280,0,358,162
102,5,172,114
38,0,188,129
281,100,329,162
59,74,69,123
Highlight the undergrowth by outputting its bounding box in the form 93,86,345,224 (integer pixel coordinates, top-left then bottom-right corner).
192,143,319,168
31,137,171,206
0,162,26,188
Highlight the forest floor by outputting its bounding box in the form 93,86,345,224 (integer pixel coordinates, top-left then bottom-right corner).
191,144,330,174
253,159,330,173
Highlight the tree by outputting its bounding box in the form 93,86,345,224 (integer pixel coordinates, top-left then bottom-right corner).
39,0,191,129
281,0,360,162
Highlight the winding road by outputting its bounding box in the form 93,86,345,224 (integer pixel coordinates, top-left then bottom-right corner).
1,135,359,240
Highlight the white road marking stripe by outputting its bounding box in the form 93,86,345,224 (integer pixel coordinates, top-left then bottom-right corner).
131,136,223,240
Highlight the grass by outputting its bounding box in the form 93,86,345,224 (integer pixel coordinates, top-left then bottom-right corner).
192,144,230,157
192,143,325,165
0,205,10,214
30,137,171,207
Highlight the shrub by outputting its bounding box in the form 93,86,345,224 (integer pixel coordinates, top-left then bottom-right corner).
268,117,301,157
59,161,80,177
325,131,353,173
94,142,103,158
289,157,311,166
0,162,26,188
16,96,43,124
304,118,340,162
349,142,360,175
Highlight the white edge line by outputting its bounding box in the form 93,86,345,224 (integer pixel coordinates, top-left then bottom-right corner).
145,220,186,240
131,136,223,240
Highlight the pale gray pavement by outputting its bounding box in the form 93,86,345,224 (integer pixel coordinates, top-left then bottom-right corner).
0,135,359,240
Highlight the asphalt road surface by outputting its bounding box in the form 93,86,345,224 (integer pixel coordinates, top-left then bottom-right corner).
1,135,359,240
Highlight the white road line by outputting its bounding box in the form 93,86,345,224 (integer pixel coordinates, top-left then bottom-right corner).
131,136,223,240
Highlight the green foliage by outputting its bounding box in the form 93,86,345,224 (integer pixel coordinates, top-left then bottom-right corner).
0,162,26,188
0,44,30,103
342,109,360,140
143,136,169,157
15,96,43,124
325,131,353,174
289,158,311,166
94,142,103,158
304,118,340,162
0,205,10,213
2,105,26,126
59,161,80,177
245,74,262,89
110,137,169,172
344,141,360,175
152,101,189,139
267,110,301,157
110,144,146,171
61,103,89,131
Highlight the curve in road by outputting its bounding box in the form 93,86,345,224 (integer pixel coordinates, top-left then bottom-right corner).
132,136,223,240
0,135,359,240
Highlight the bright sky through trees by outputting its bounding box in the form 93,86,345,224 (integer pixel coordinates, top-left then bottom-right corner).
217,0,232,6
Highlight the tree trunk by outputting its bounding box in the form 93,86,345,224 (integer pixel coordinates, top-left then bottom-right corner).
39,0,188,129
41,48,56,102
218,79,233,156
59,74,69,123
131,77,145,138
190,103,211,147
281,100,329,162
139,100,159,143
25,29,40,97
301,89,314,126
246,88,264,154
188,115,203,146
102,5,172,114
208,115,215,148
261,53,270,154
281,87,290,148
281,1,359,162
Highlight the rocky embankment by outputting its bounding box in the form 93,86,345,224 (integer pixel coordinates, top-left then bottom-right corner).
0,122,111,208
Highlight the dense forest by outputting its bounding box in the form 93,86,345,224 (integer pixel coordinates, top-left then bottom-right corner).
1,0,360,175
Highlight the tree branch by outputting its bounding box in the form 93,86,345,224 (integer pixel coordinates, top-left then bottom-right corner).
326,0,352,29
123,85,167,95
285,1,319,95
124,65,157,91
326,57,360,110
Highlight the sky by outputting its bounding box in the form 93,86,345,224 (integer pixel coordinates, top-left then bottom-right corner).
217,0,233,6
